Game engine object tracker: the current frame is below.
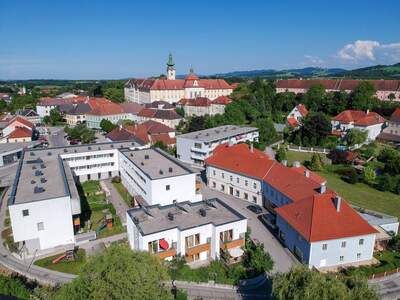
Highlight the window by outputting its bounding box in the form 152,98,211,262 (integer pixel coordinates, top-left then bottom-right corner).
244,193,248,200
245,180,248,186
359,239,364,245
22,209,29,217
340,255,344,262
166,185,170,191
148,240,159,254
220,229,233,242
252,196,257,203
253,182,257,189
357,253,361,259
185,233,200,248
236,177,239,183
230,176,233,181
341,241,346,248
322,243,328,250
37,222,44,231
213,170,216,176
221,184,225,191
194,142,202,149
212,181,216,188
235,190,239,197
222,173,224,179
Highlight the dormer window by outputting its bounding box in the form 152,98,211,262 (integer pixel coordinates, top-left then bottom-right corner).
193,80,198,86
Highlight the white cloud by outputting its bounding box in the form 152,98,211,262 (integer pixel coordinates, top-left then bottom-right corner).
337,40,400,63
303,55,325,66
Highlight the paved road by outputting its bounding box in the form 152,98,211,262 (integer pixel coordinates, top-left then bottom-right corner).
103,179,129,225
200,185,298,273
48,127,67,147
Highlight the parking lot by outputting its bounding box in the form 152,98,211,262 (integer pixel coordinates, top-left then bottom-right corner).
200,184,299,273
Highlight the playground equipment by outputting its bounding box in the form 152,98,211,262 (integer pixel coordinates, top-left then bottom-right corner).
52,248,77,264
95,214,113,235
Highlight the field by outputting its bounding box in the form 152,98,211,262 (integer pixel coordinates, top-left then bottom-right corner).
34,249,86,275
318,170,400,219
286,150,328,166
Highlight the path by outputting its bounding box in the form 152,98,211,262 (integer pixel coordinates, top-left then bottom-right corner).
102,179,129,225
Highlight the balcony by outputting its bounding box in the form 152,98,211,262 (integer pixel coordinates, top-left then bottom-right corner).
185,243,211,256
220,238,245,250
190,146,208,154
157,248,177,260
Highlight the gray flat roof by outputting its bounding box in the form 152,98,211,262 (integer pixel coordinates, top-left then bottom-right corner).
9,140,143,205
353,205,399,226
127,198,246,236
176,125,258,143
0,141,41,155
120,148,193,180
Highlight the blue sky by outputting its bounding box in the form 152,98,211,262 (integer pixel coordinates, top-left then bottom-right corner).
1,0,399,79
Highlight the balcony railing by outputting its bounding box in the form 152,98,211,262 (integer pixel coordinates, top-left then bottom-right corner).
220,238,245,250
157,248,177,260
185,243,211,256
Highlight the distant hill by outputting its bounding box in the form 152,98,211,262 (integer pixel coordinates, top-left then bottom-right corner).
334,63,400,79
213,63,400,80
214,67,346,79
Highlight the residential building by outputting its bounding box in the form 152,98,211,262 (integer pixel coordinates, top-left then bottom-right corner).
205,143,377,269
0,117,35,143
276,79,400,101
8,140,143,253
15,109,41,125
0,93,12,103
36,96,87,118
176,125,259,165
331,110,386,142
377,108,400,143
137,104,182,128
286,104,308,128
177,96,231,117
56,92,78,99
106,120,176,146
127,198,247,263
119,148,200,206
124,54,233,104
64,103,92,126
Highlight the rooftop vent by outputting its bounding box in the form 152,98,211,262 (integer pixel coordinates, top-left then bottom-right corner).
205,199,216,208
111,145,114,148
141,162,144,166
47,151,52,156
98,147,101,150
64,149,68,153
130,153,133,157
132,216,139,224
31,180,36,184
40,177,47,183
74,149,77,153
32,166,36,170
30,152,35,156
159,170,164,175
168,212,174,221
199,208,207,217
144,154,149,160
169,167,173,173
88,146,92,150
40,164,46,169
34,186,45,194
34,170,43,176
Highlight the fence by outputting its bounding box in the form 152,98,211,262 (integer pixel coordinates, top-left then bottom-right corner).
369,268,400,280
287,144,330,154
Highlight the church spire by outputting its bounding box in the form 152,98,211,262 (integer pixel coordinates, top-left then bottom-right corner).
166,53,176,80
167,53,174,67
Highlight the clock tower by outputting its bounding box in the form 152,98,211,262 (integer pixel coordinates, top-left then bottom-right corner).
166,53,176,80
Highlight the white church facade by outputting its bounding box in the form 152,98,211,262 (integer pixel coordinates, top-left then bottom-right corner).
124,54,234,104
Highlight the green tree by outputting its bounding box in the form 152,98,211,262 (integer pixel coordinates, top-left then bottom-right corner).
56,244,171,300
346,129,367,146
275,147,287,162
300,112,331,146
304,83,326,112
103,87,124,103
100,119,117,133
0,274,33,300
388,93,396,102
44,109,63,126
309,153,324,171
350,81,378,110
243,241,273,275
272,266,378,300
363,165,376,185
256,117,277,147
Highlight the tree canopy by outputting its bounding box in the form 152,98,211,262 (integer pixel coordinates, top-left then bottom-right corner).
56,244,171,300
346,129,367,146
100,119,118,133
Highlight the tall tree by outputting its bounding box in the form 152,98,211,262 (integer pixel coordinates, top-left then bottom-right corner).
300,112,331,146
56,245,171,300
303,83,326,112
350,81,378,110
346,128,367,146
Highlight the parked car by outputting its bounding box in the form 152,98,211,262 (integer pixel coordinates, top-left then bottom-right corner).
69,139,80,145
258,213,277,230
247,204,262,214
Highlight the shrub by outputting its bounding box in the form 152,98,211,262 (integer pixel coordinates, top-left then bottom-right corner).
111,176,121,183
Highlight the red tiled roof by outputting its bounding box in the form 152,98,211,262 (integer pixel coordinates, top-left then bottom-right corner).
286,117,299,128
178,97,212,107
275,192,378,242
87,98,124,116
138,108,182,120
185,73,200,81
141,120,174,134
8,127,32,139
151,133,176,145
291,166,326,185
212,96,232,105
205,143,274,179
120,102,144,114
10,116,34,129
333,110,385,126
391,108,400,123
296,104,308,117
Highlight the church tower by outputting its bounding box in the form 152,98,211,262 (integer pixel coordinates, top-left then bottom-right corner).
166,53,176,80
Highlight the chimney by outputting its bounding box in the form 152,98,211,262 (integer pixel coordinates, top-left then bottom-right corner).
366,109,370,115
334,196,341,212
281,159,288,167
319,183,326,194
304,170,310,178
119,124,122,130
250,143,254,153
228,139,234,147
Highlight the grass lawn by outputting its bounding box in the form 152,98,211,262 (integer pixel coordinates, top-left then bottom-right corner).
112,182,133,207
81,180,101,195
34,249,86,275
318,170,400,219
286,150,328,166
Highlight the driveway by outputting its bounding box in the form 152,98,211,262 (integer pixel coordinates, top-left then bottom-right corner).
200,185,298,273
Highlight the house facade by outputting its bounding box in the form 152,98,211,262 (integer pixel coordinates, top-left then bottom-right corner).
377,108,400,143
127,198,247,263
286,104,308,128
177,96,231,117
176,125,259,166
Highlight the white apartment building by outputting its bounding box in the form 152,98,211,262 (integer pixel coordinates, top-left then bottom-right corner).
176,125,259,165
119,148,201,206
127,198,247,263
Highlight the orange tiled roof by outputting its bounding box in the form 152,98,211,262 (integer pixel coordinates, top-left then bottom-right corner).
8,127,32,139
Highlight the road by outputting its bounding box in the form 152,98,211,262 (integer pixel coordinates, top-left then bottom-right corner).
200,184,298,273
47,127,68,147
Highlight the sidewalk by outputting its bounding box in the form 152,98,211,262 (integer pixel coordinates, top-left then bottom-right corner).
102,179,129,225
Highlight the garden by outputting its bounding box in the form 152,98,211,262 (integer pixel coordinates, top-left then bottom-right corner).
34,249,87,275
78,180,125,238
111,176,134,207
